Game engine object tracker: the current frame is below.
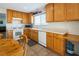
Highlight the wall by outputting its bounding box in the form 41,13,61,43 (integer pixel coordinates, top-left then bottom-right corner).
0,9,6,14
34,21,79,35
46,21,79,35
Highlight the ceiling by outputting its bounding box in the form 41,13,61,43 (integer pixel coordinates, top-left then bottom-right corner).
0,3,47,13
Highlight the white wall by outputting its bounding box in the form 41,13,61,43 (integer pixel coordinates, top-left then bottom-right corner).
47,21,79,35
0,8,6,14
34,21,79,35
66,21,79,35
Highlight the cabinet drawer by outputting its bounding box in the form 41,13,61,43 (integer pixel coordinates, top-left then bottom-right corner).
54,33,64,39
46,32,53,37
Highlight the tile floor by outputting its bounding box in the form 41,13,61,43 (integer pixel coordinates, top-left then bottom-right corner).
26,44,59,56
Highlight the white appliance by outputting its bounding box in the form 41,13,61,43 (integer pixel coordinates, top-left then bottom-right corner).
12,18,24,40
13,29,23,40
38,31,46,47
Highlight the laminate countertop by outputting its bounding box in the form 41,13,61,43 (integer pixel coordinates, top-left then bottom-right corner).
24,28,67,35
64,34,79,42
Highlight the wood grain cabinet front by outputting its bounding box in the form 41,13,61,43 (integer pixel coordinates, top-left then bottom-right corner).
24,29,30,38
66,3,79,21
22,13,28,24
30,30,38,42
7,9,13,23
53,33,65,56
7,30,13,39
54,3,66,22
46,32,54,51
46,3,54,22
7,9,32,24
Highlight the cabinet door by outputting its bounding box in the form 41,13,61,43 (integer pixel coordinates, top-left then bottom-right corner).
24,29,29,37
7,9,13,23
17,12,22,18
33,30,38,42
13,11,17,18
54,3,66,22
28,13,32,24
53,34,65,55
46,32,54,50
22,13,28,24
7,30,13,39
13,11,22,18
28,29,31,38
66,3,79,21
30,30,38,42
46,4,54,22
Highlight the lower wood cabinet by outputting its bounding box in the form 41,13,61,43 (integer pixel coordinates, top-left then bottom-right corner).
28,29,38,42
46,32,54,50
46,32,66,55
7,30,13,39
53,33,65,55
32,30,38,42
24,29,31,38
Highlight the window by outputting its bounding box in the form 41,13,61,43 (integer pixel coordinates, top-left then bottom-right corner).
34,15,40,25
34,13,46,25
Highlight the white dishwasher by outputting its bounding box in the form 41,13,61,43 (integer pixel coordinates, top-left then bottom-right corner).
38,31,46,47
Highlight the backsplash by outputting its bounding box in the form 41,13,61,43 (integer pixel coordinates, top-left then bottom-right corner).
33,21,79,35
66,21,79,35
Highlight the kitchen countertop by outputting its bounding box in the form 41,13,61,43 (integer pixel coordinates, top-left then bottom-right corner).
24,28,67,35
64,34,79,42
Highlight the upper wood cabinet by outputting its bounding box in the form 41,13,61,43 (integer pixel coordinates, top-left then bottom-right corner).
66,4,79,21
13,11,22,18
46,4,54,22
46,3,79,22
54,3,66,22
13,11,17,18
22,13,28,24
46,3,66,22
7,9,32,24
17,12,22,18
22,13,32,24
28,13,32,24
7,9,13,23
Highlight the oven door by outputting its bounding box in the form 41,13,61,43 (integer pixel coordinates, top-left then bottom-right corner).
13,29,23,40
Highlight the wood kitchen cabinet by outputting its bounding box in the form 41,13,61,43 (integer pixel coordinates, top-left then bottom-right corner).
46,3,66,22
7,9,13,23
7,30,13,39
17,12,22,18
7,9,32,24
46,32,54,50
53,33,65,55
24,29,30,38
13,11,17,18
54,3,66,22
22,13,32,24
46,3,54,22
30,30,38,42
66,3,79,21
22,13,29,24
28,13,32,24
13,11,22,18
